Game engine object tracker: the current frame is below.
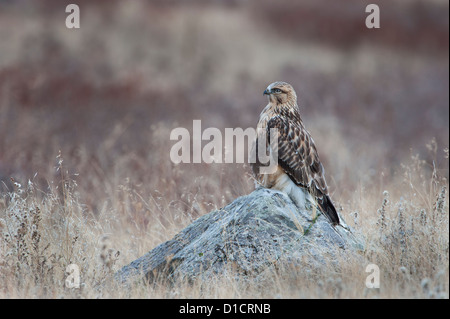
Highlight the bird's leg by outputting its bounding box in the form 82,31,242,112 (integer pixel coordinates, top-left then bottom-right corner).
311,204,317,220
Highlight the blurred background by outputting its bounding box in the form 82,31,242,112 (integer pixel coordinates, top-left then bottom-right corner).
0,0,448,218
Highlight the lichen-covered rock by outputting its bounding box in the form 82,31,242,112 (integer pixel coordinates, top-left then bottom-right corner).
115,187,363,284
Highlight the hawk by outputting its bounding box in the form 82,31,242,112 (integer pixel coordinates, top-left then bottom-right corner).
251,81,340,225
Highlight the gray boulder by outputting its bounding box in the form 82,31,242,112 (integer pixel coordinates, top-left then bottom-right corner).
115,187,362,285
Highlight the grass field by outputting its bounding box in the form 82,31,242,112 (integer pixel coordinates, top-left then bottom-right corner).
0,1,448,298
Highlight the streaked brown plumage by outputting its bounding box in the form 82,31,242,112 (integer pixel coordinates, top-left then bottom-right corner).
251,81,340,225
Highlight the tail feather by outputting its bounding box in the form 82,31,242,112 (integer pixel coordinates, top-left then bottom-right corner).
318,195,340,225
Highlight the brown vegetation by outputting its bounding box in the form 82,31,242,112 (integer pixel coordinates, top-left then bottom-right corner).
0,1,448,298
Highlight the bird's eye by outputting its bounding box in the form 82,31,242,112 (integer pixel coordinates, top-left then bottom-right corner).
274,88,282,93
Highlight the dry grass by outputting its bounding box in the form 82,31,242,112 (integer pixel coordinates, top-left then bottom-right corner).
0,1,448,298
0,148,448,298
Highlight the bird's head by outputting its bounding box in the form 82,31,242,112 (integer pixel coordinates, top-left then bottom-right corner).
263,81,297,106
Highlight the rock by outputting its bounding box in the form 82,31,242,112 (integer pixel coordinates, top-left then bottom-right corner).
115,187,363,285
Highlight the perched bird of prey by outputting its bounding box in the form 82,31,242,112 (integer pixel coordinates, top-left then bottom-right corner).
251,81,340,225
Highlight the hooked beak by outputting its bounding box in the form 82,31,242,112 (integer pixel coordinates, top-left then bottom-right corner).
263,88,271,95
